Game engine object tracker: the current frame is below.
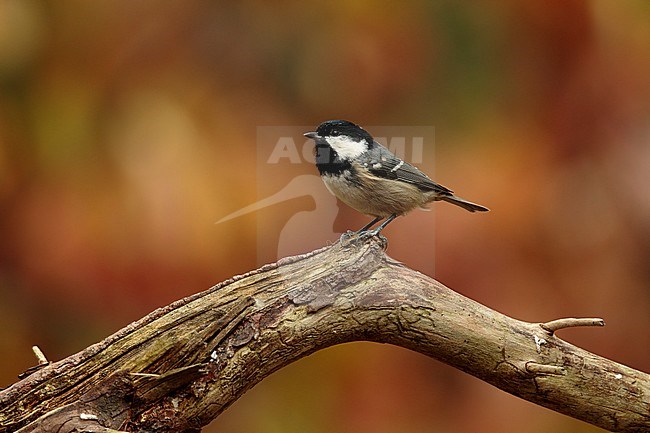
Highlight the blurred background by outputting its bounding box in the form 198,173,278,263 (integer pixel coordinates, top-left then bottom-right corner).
1,1,649,432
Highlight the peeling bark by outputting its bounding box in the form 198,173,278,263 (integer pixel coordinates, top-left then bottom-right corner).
1,235,648,432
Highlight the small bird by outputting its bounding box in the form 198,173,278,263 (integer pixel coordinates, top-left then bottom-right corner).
304,120,488,234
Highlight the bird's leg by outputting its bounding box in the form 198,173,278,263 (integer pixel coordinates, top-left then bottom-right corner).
369,214,398,235
356,216,383,234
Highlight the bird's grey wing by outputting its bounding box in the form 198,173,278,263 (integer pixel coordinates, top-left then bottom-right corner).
364,145,453,195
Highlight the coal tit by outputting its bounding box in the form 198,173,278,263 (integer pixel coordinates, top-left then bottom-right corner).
304,120,488,234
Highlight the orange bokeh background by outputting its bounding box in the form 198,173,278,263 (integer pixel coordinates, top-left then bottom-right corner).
1,2,649,432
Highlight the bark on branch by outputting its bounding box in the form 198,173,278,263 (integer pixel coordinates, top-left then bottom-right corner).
1,235,648,432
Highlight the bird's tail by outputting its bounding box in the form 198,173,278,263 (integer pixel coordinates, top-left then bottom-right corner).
440,194,489,213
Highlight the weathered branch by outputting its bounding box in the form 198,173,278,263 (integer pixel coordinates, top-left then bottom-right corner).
1,235,648,432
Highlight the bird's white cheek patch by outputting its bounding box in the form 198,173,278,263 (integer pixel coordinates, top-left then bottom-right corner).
326,135,367,159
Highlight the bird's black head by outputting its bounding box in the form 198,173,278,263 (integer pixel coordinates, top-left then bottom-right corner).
304,120,375,176
314,120,374,144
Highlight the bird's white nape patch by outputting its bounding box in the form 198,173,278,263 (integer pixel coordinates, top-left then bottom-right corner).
325,135,367,159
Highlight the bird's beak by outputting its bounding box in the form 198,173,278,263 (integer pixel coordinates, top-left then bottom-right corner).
303,131,319,140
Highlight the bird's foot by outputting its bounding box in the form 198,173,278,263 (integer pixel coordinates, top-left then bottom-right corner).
367,232,389,250
339,230,388,250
